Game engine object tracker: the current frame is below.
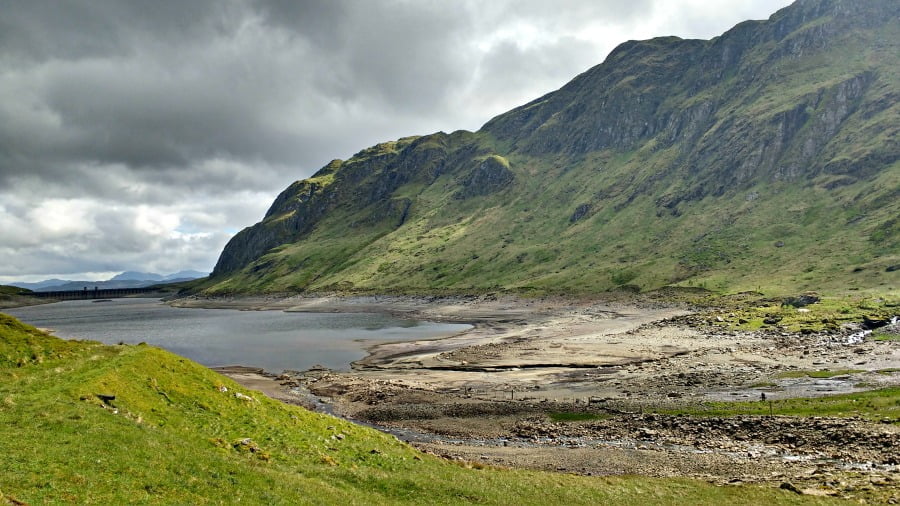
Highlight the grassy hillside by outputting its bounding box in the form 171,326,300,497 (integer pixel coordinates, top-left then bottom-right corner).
0,313,829,504
206,149,898,296
204,1,899,297
0,285,44,309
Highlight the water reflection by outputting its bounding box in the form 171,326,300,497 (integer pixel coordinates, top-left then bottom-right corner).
6,298,469,373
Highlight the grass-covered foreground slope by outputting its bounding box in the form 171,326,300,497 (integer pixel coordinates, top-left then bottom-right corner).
0,314,828,505
204,0,899,296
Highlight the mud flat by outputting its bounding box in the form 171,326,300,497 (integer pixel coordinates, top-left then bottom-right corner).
201,294,899,502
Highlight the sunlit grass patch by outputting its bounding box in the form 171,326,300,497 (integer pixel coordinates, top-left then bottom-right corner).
872,332,900,342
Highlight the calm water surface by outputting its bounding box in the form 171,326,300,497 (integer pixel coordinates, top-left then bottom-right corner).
6,298,470,372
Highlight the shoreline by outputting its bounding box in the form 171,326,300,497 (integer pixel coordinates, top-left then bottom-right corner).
177,293,899,401
171,293,690,374
207,293,900,501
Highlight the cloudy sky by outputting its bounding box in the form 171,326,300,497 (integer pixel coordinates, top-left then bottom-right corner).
0,0,793,283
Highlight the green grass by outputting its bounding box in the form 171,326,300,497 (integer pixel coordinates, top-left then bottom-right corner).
705,294,899,333
0,285,28,296
775,369,865,379
0,313,831,504
873,332,900,342
652,388,900,421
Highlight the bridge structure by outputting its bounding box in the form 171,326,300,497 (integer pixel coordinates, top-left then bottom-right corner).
31,287,162,300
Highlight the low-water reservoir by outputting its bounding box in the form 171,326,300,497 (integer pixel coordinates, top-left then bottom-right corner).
6,298,470,373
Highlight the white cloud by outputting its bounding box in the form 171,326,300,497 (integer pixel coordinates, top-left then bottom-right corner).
134,205,180,237
30,199,95,236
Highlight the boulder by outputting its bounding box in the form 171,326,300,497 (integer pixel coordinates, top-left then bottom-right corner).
783,294,820,307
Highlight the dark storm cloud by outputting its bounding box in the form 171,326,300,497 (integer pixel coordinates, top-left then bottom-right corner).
0,0,474,186
0,0,793,282
256,0,350,49
471,37,599,108
496,0,655,29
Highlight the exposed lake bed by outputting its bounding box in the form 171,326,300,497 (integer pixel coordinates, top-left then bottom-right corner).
175,293,900,502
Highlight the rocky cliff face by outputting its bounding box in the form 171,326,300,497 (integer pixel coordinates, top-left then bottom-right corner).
209,0,898,294
481,0,895,204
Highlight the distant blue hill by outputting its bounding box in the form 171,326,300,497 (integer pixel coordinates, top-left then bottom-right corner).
7,278,71,291
162,270,208,281
10,271,208,292
110,271,165,282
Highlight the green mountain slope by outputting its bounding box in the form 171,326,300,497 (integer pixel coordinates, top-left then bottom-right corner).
207,0,899,296
0,313,827,504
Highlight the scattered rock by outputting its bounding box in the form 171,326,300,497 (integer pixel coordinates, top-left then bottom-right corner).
233,438,257,451
570,203,592,223
637,427,658,438
783,294,819,307
862,316,891,330
779,482,802,494
455,155,514,200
